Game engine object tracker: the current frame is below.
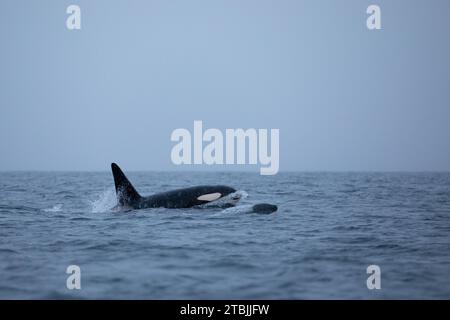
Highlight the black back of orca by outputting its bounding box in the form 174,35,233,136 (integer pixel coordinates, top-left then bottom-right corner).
111,163,236,209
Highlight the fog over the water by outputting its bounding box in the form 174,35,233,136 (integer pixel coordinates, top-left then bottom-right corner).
1,0,449,171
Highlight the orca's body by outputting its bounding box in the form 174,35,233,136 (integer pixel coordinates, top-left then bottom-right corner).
111,163,277,213
111,163,238,209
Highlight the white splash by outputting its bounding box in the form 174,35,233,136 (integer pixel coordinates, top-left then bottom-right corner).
91,188,116,213
43,204,63,212
233,190,249,200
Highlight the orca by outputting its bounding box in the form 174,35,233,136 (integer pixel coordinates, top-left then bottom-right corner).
111,163,239,209
111,163,277,213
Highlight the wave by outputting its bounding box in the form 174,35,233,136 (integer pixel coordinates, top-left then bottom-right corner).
43,204,63,212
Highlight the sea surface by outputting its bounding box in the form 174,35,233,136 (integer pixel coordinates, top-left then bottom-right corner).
1,171,450,299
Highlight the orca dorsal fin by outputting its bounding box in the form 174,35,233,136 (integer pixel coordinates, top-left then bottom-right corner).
111,163,141,206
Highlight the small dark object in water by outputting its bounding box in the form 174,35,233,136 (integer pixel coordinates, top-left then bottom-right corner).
252,203,278,214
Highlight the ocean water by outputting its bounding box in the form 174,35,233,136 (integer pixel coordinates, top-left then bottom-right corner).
1,171,450,299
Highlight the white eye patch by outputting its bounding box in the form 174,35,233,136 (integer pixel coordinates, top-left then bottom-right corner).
197,193,222,202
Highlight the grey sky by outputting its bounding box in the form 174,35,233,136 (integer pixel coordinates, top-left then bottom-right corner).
1,0,449,171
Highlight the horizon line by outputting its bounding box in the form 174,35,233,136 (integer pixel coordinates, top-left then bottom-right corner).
1,169,450,173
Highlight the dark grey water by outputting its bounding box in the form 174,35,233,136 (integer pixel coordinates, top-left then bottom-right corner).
1,172,450,299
